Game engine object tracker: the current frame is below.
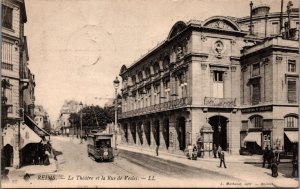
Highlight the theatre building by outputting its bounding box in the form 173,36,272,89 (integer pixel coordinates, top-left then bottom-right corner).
118,3,298,155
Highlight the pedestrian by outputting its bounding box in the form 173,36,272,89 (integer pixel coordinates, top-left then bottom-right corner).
292,154,298,177
187,143,193,159
271,158,278,177
219,151,227,168
267,148,275,169
262,145,269,168
213,144,217,158
44,150,50,165
1,169,9,183
217,146,222,158
155,145,159,156
192,144,198,160
200,145,204,158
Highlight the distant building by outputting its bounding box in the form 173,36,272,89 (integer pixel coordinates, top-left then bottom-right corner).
118,2,298,155
58,100,81,136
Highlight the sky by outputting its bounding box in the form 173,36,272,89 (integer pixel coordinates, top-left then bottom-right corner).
24,0,298,123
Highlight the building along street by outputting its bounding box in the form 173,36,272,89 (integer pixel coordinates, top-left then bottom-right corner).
3,135,298,188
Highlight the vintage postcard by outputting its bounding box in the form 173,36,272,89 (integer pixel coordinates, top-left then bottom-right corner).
1,0,299,188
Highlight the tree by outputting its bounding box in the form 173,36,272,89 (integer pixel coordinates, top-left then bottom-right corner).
68,105,114,130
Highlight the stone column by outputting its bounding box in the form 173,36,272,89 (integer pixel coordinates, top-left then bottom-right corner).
13,124,20,168
127,123,133,145
185,117,192,147
159,119,166,151
150,120,156,149
168,119,177,153
141,123,146,147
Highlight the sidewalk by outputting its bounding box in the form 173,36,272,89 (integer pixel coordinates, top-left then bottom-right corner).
118,145,298,188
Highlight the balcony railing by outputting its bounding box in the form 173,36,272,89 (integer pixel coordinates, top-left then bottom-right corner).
119,97,192,119
204,97,236,107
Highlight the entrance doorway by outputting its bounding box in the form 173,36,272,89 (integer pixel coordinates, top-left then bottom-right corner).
144,121,151,146
153,120,160,146
2,144,13,167
137,122,143,145
163,119,169,149
123,123,128,143
130,123,137,144
176,117,186,151
209,115,227,151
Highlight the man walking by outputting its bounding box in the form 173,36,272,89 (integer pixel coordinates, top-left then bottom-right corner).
219,151,227,168
262,145,269,168
213,144,217,158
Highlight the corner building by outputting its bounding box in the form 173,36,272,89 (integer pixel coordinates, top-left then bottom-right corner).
118,4,299,155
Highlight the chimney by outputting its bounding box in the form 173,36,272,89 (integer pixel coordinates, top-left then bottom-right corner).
249,1,254,35
279,0,284,34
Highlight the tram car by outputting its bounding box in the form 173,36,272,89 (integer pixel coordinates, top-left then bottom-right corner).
87,131,114,162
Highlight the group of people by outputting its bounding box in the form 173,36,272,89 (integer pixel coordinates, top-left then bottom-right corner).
262,146,279,177
34,137,53,166
187,143,227,168
262,145,298,178
187,144,204,160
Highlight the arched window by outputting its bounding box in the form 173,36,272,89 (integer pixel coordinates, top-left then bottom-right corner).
163,57,170,70
249,115,263,128
145,67,151,78
131,76,136,85
138,71,143,82
284,114,298,128
153,62,160,74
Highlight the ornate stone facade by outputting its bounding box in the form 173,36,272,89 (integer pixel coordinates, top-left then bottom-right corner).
118,4,299,155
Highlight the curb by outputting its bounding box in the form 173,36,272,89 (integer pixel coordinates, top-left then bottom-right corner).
118,145,293,165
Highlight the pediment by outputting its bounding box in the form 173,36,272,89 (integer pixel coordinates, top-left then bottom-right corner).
203,17,240,31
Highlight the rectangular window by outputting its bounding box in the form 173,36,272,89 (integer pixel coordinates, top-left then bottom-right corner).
5,87,13,113
164,80,170,101
2,42,13,71
2,5,13,29
213,71,223,82
288,80,297,103
252,63,260,76
288,60,296,72
252,82,260,105
271,22,279,35
213,71,224,98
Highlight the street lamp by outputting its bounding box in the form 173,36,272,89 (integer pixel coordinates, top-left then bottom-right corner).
79,101,83,144
113,76,120,149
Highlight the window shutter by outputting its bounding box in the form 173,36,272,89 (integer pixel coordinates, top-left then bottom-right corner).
288,80,296,103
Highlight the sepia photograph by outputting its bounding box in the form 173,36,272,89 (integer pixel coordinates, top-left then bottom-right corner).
1,0,299,188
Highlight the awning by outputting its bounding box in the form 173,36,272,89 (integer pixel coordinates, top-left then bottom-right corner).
20,122,42,149
285,131,298,143
243,132,261,146
24,114,50,137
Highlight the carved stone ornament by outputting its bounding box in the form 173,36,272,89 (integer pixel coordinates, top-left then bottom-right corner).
201,34,207,42
276,56,283,63
262,58,269,65
201,63,207,70
206,20,234,31
176,45,184,60
230,39,236,45
231,66,236,72
213,40,225,59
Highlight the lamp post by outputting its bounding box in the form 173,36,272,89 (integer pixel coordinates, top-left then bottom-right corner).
79,101,83,144
113,76,120,149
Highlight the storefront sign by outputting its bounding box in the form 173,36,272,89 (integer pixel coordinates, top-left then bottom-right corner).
241,105,273,113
